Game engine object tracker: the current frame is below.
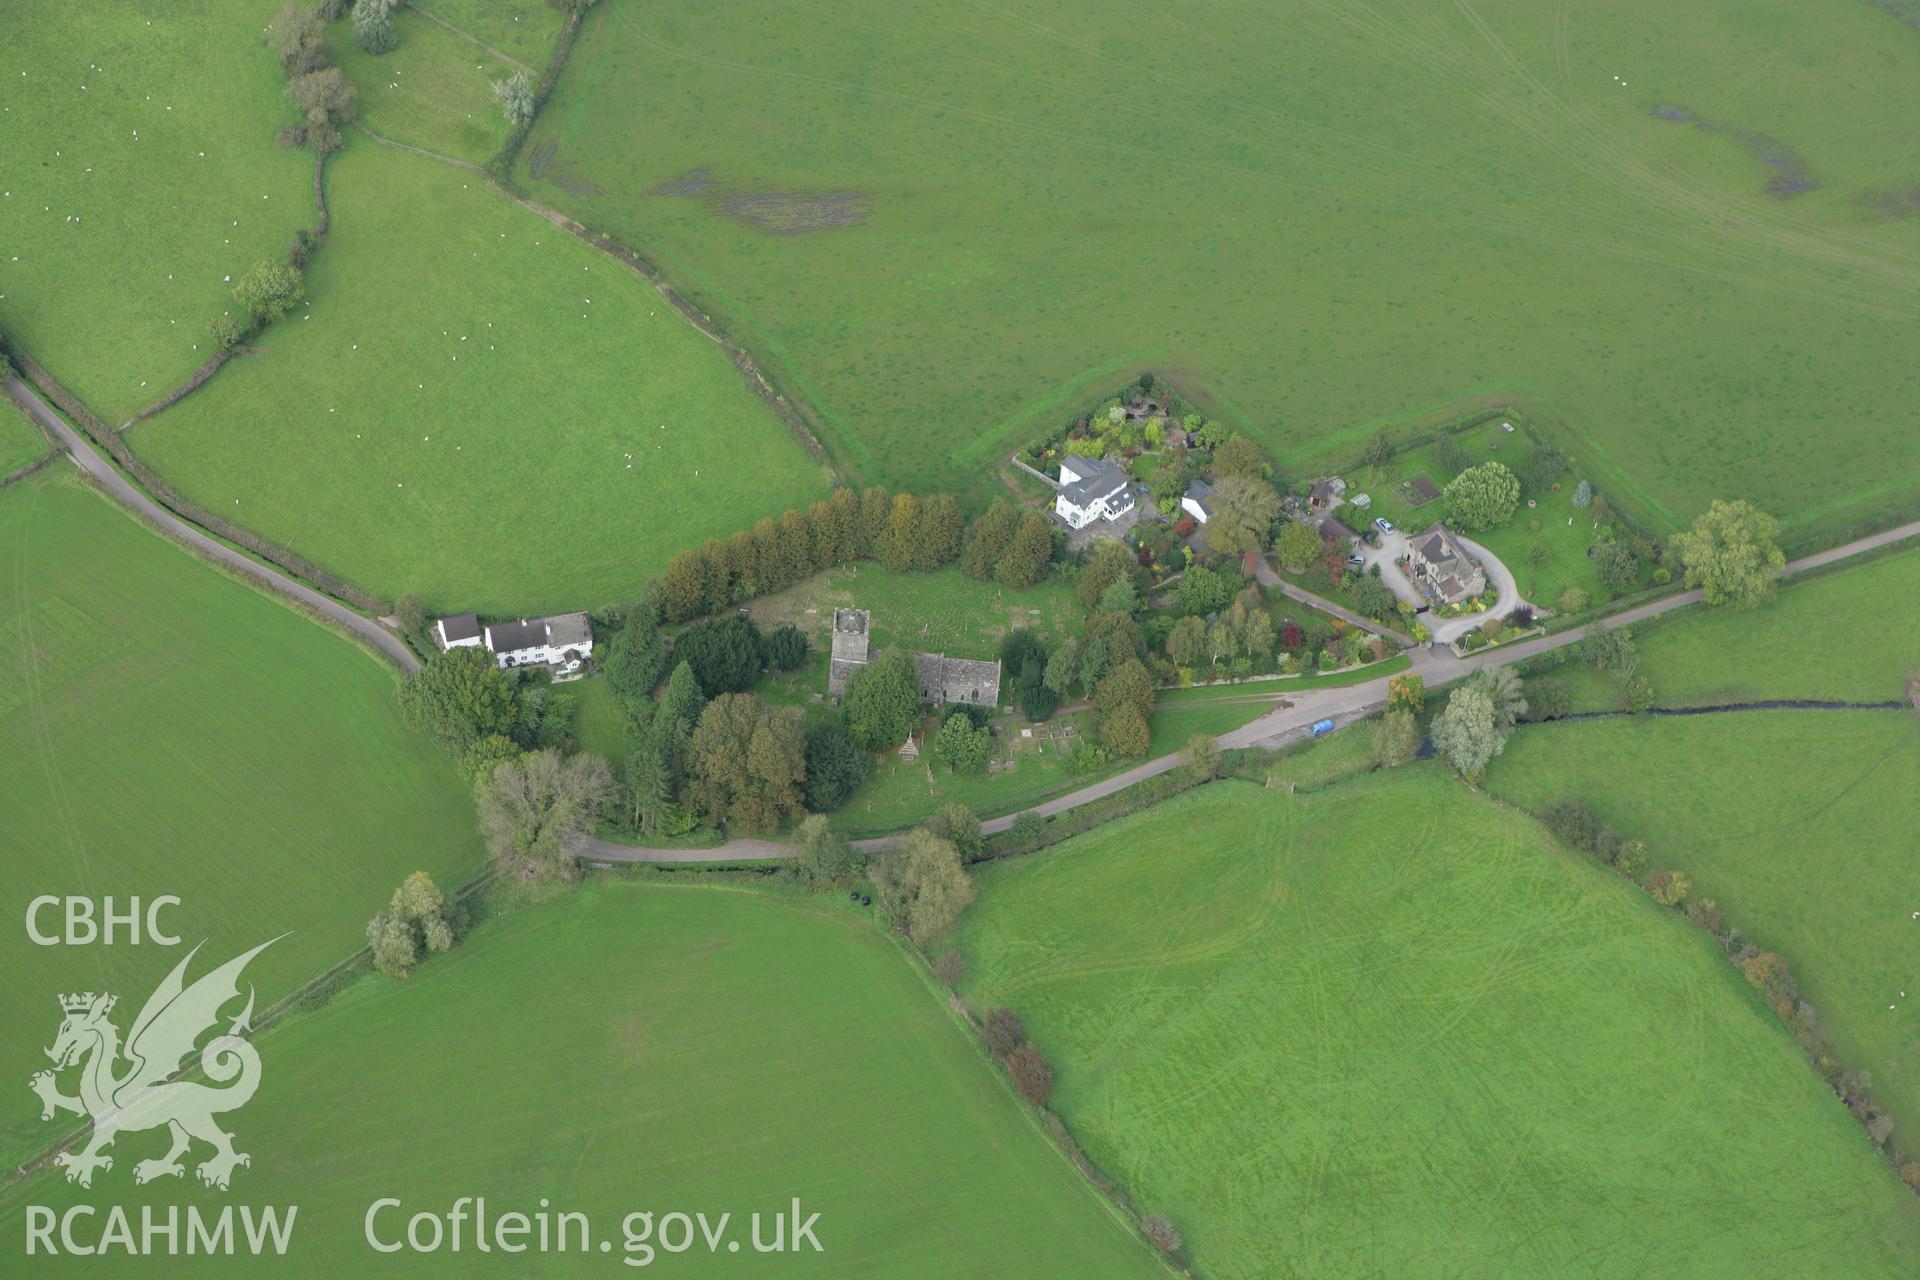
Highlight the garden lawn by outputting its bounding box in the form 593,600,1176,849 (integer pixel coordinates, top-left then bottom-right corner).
1486,710,1920,1149
567,672,634,764
0,0,314,420
522,0,1920,542
131,141,831,614
0,472,483,1171
409,0,568,69
330,4,515,166
0,883,1167,1278
954,770,1920,1279
1351,420,1631,608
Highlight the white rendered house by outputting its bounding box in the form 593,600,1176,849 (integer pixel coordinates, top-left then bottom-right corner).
1053,454,1136,529
435,611,594,671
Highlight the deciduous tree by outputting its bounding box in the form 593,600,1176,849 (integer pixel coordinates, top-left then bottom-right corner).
474,749,617,882
792,815,853,888
935,711,992,774
398,647,519,757
1099,703,1150,757
1205,474,1281,555
1443,461,1520,530
1430,684,1507,781
686,694,806,833
1212,435,1263,478
1275,520,1322,572
868,828,975,942
1368,707,1419,767
493,70,536,124
1671,499,1785,609
232,259,304,324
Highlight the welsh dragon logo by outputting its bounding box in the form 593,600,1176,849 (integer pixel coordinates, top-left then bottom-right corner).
29,938,280,1191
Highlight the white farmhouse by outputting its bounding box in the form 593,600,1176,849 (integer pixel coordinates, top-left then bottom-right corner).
434,610,594,672
1053,454,1136,529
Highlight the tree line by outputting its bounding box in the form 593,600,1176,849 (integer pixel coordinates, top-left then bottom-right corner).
652,486,1056,624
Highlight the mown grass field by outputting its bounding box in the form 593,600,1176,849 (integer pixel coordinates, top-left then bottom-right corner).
0,472,483,1171
953,771,1920,1278
1487,710,1920,1155
0,883,1166,1277
132,141,831,614
0,406,49,477
330,5,515,166
522,0,1920,541
0,0,315,421
1553,541,1920,711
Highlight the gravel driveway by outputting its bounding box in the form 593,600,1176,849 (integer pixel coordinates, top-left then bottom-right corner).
1356,525,1529,645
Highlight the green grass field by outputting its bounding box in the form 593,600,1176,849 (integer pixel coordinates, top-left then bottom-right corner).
522,0,1920,541
411,0,568,69
1555,541,1920,710
1488,711,1920,1154
0,0,316,421
0,472,483,1170
0,883,1166,1277
953,771,1920,1278
131,140,831,614
330,5,515,166
0,406,50,477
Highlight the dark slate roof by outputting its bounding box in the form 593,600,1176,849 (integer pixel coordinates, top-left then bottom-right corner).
1184,478,1215,510
486,618,546,652
913,652,1002,704
1060,454,1130,509
1418,523,1463,567
439,612,482,643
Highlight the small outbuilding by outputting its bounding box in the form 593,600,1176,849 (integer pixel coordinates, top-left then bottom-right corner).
1181,479,1216,525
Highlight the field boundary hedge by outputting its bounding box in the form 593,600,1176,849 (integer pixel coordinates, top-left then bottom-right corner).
1498,785,1920,1199
0,450,58,492
0,337,386,612
500,192,843,482
484,5,584,180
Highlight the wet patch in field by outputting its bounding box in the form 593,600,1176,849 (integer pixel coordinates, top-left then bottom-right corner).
1857,0,1920,32
525,142,604,198
1862,185,1920,220
648,168,869,235
1651,105,1815,197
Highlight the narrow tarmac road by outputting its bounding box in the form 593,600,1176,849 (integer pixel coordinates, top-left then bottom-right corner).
584,517,1920,863
4,373,419,673
13,365,1913,863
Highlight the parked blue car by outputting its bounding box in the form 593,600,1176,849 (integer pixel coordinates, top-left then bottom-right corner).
1310,719,1336,738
